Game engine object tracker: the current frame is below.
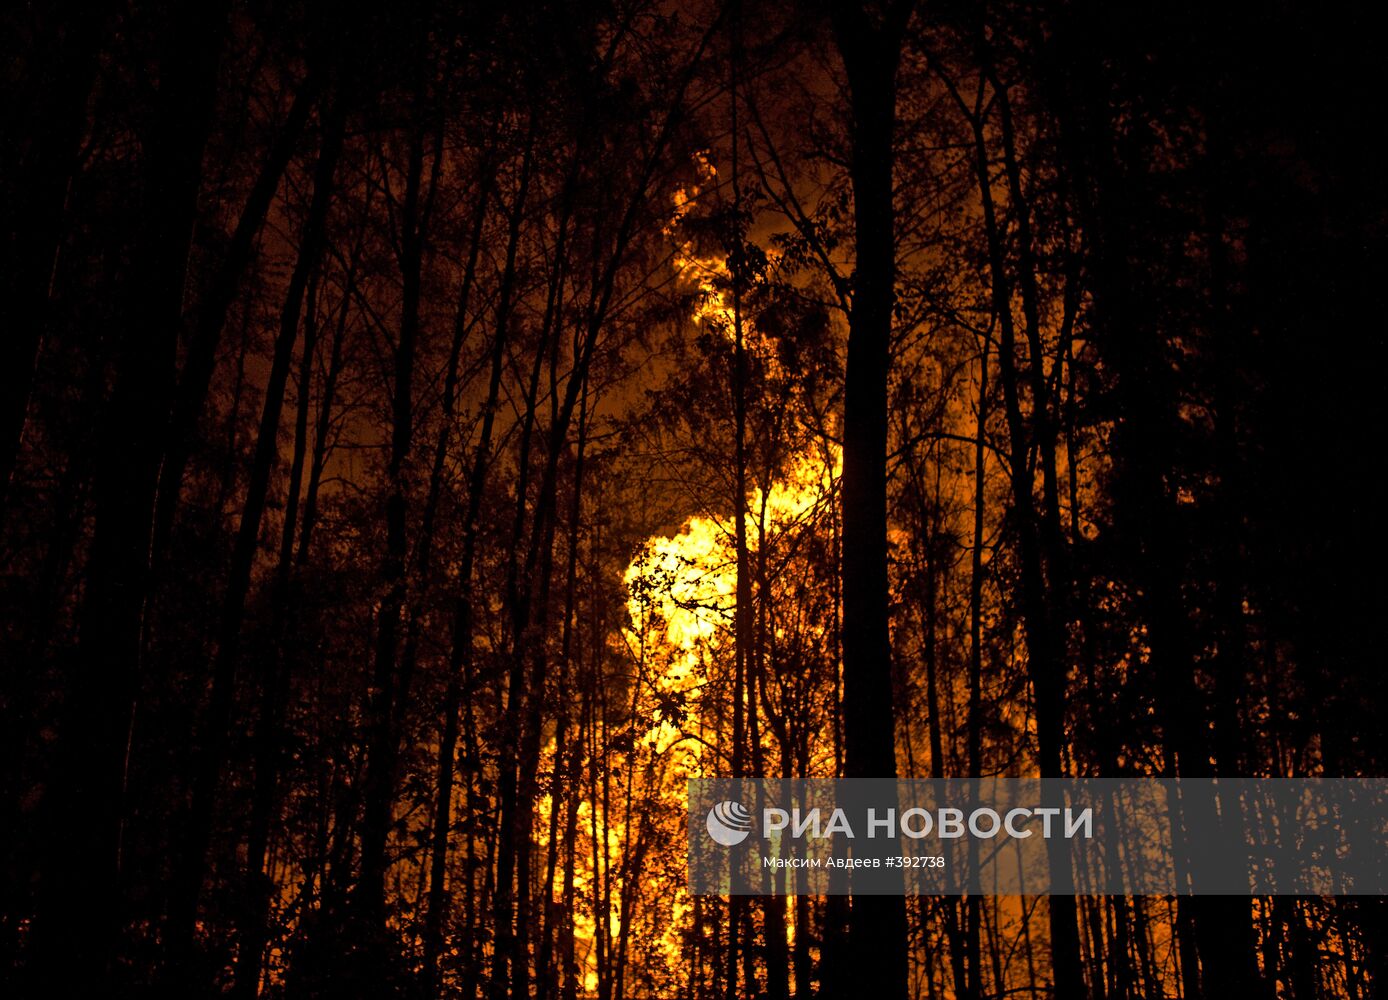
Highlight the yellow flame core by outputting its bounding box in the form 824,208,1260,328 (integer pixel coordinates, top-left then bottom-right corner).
544,155,842,993
668,154,784,372
609,445,838,988
624,445,840,757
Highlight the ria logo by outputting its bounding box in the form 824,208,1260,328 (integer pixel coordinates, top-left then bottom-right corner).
706,800,754,846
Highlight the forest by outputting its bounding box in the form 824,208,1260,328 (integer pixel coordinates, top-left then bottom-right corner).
1,0,1384,997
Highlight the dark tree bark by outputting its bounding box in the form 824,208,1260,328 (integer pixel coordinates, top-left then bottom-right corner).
29,2,229,990
0,0,108,505
480,119,538,1000
499,134,580,1000
420,150,494,994
166,94,343,986
965,332,991,1000
149,76,319,564
950,47,1087,997
357,68,433,978
727,19,752,993
230,252,325,1000
536,386,588,1000
493,25,722,993
1046,14,1266,994
830,3,913,998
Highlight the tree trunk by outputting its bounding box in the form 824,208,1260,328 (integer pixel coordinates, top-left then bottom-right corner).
357,75,430,972
831,4,913,998
166,94,342,986
483,121,538,1000
420,151,494,993
0,0,107,504
538,382,589,1000
231,253,323,1000
961,57,1086,998
150,75,319,564
31,2,228,989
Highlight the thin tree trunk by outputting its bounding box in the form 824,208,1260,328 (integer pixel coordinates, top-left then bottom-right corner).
557,469,592,1000
166,95,343,984
296,227,361,567
960,61,1086,999
357,75,430,954
420,151,494,993
150,76,319,564
727,24,752,992
538,384,588,1000
964,327,993,1000
231,256,323,1000
483,119,539,1000
500,145,580,1000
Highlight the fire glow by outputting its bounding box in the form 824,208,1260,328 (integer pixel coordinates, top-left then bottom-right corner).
759,806,1094,840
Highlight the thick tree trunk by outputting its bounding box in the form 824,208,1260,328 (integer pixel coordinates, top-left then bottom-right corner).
30,2,229,990
0,0,107,505
830,4,913,998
